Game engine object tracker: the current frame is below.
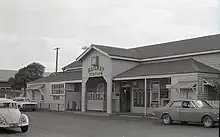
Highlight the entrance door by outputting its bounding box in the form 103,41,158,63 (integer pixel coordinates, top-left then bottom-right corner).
120,87,131,112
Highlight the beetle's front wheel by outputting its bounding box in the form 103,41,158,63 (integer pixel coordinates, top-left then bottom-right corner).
21,126,28,132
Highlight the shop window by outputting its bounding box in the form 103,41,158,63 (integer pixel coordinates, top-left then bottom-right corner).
51,84,65,95
53,95,60,100
133,88,145,107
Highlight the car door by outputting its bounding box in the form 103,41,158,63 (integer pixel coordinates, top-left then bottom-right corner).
180,101,201,122
168,101,182,121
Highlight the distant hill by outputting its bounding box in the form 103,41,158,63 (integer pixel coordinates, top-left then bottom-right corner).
0,70,17,81
0,69,52,82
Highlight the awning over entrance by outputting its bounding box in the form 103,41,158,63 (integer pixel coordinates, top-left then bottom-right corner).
203,78,219,87
26,84,45,90
172,81,197,89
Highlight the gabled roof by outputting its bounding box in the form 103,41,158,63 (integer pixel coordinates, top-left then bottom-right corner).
114,58,220,79
62,61,82,71
131,34,220,59
28,70,82,84
76,34,220,62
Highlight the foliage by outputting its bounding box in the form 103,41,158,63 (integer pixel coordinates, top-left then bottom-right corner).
8,62,45,89
213,79,220,93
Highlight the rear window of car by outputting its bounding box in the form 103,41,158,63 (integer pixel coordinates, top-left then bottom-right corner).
170,101,182,108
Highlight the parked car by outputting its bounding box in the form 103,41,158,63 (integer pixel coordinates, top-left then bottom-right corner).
13,97,37,111
152,99,219,128
0,98,29,132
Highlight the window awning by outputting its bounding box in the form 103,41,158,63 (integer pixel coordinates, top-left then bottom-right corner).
203,78,219,87
26,84,45,90
172,81,197,89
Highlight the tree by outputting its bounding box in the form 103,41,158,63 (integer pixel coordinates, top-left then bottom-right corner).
213,79,220,99
8,62,45,89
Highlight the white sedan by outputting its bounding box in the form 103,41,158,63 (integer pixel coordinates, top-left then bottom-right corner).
0,98,29,132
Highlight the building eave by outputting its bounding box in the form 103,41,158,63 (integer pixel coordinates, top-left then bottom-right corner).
76,45,110,61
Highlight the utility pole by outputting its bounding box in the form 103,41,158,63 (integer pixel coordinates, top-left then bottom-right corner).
54,47,60,74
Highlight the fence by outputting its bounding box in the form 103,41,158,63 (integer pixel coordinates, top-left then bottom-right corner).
37,102,65,112
206,100,219,108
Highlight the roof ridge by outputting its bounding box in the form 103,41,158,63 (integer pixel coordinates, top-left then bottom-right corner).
129,34,220,50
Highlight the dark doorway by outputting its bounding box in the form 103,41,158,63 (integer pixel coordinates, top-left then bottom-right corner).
120,87,131,112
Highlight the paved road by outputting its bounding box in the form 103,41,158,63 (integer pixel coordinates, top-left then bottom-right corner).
0,111,219,137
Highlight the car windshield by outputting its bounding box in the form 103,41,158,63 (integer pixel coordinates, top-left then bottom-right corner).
0,102,17,109
193,100,212,108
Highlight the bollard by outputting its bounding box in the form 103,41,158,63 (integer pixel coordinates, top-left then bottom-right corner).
48,103,50,111
58,104,60,112
40,103,41,109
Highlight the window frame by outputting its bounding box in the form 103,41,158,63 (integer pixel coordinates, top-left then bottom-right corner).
170,101,182,108
51,83,65,96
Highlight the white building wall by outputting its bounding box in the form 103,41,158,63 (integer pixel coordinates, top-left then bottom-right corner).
81,49,112,112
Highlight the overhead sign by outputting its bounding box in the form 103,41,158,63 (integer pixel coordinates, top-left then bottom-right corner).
88,66,104,77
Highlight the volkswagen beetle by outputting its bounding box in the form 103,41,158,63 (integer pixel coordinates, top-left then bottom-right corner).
152,99,219,128
0,98,29,132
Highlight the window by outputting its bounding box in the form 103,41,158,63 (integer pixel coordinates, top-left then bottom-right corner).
170,101,182,108
182,101,191,108
53,95,60,100
91,56,99,66
87,83,105,100
133,88,145,107
51,84,65,95
0,103,17,109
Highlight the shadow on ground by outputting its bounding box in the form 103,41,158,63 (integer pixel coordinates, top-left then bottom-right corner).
152,120,219,128
0,128,21,134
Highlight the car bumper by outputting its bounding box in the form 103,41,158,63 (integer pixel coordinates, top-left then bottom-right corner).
0,123,28,128
23,106,37,110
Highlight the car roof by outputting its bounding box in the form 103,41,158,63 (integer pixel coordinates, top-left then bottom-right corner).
0,98,16,103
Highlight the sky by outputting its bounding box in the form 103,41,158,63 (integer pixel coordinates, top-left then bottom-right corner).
0,0,219,72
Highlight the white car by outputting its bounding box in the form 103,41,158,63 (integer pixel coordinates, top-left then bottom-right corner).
0,98,29,132
13,97,37,111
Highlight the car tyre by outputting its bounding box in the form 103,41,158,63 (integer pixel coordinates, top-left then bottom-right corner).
162,114,172,125
181,121,188,124
21,126,28,133
203,116,214,128
32,108,36,111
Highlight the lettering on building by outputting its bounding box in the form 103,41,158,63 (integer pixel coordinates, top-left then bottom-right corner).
88,66,104,77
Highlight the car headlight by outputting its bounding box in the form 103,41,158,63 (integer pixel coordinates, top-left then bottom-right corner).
20,115,27,123
0,116,6,125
